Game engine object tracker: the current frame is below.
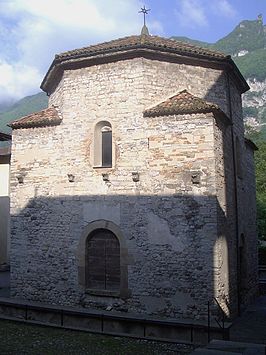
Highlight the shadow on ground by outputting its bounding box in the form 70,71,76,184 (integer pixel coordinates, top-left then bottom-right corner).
230,296,266,344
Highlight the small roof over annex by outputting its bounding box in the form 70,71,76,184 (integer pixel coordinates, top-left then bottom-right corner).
9,106,62,129
144,89,230,123
41,33,249,95
0,131,11,141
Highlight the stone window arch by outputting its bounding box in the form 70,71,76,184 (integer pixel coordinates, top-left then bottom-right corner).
78,220,130,298
94,121,112,167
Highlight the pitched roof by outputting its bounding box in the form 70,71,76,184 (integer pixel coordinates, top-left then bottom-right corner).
56,35,228,61
41,34,249,94
143,90,225,117
0,131,11,141
9,107,62,129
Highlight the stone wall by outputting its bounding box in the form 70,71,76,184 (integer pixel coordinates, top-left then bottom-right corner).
240,142,258,306
10,57,257,320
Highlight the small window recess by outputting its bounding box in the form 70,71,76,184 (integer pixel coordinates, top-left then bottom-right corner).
94,121,112,168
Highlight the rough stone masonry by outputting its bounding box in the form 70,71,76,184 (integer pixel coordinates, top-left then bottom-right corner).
9,33,258,320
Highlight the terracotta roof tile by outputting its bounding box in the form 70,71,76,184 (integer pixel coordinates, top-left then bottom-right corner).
41,34,249,95
9,107,62,129
56,35,228,61
0,131,11,141
144,90,222,117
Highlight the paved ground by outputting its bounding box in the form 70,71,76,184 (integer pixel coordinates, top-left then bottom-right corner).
230,295,266,344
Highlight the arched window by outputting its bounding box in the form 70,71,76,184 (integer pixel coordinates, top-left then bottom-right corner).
86,229,120,291
94,121,112,167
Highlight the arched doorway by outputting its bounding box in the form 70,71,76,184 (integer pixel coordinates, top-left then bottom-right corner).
78,220,130,298
86,229,120,291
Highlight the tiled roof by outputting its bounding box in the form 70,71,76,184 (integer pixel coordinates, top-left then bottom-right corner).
56,35,228,61
9,107,62,129
41,33,249,95
0,131,11,141
144,90,223,117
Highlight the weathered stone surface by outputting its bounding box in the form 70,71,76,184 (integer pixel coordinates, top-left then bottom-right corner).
9,50,257,320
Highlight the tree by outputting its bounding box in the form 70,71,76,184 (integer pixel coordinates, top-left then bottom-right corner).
254,137,266,240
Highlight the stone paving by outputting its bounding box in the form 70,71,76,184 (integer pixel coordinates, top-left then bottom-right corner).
230,296,266,345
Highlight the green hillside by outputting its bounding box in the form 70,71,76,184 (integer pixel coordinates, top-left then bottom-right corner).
234,49,266,82
170,36,212,49
172,17,266,81
0,92,48,134
213,19,266,54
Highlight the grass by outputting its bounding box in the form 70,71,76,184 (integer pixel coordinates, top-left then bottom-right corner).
0,319,193,355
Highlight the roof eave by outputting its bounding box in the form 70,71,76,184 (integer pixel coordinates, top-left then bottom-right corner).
41,46,239,95
245,138,258,151
227,57,250,93
0,131,12,141
9,119,62,130
144,108,231,125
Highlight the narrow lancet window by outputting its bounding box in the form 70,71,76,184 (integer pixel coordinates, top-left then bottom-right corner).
94,121,112,167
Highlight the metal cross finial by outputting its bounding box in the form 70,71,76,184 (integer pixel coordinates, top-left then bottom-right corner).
139,5,150,26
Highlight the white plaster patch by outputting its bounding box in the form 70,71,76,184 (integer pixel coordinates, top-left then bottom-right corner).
147,212,185,252
83,202,120,225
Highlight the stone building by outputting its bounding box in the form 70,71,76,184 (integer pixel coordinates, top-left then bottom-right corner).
9,29,258,320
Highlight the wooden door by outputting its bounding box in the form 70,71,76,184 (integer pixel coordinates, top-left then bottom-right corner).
87,229,120,291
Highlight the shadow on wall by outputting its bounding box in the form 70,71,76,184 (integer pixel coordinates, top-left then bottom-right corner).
10,192,233,321
203,72,258,317
0,196,10,266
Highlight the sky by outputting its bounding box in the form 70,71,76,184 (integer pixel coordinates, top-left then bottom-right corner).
0,0,265,103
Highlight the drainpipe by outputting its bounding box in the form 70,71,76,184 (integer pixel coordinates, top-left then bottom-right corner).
226,71,241,316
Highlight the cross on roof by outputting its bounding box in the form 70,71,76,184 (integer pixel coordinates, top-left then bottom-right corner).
139,5,150,26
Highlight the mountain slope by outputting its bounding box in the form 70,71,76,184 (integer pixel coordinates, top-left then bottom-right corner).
213,18,266,55
0,92,48,134
172,16,266,135
172,17,266,80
